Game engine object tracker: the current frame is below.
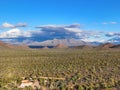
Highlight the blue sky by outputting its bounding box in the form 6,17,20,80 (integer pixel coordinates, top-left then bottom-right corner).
0,0,120,44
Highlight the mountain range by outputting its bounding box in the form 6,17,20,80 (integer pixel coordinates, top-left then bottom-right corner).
33,39,91,46
0,40,120,50
27,38,120,46
0,37,120,47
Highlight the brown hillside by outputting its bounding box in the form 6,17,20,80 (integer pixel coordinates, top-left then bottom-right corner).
55,44,68,48
16,45,30,49
0,41,29,49
110,44,120,49
98,43,115,49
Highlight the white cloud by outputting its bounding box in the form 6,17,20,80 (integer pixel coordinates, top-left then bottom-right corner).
0,28,31,38
15,23,27,27
102,21,118,25
64,28,82,33
102,22,108,25
82,38,107,43
2,22,15,28
106,32,120,37
1,22,27,28
36,24,82,33
36,23,80,28
110,22,117,24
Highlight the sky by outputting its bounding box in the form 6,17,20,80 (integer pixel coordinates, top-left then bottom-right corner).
0,0,120,44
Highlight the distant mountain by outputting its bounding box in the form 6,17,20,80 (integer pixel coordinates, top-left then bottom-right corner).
35,39,91,46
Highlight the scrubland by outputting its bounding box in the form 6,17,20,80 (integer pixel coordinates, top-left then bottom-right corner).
0,49,120,90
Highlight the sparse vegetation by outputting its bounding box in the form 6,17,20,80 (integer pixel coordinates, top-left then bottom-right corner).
0,49,120,90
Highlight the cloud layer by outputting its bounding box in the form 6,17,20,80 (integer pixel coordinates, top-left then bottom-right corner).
106,32,120,37
1,22,27,28
0,23,119,45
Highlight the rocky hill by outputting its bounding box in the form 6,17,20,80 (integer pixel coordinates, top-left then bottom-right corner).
0,41,29,50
